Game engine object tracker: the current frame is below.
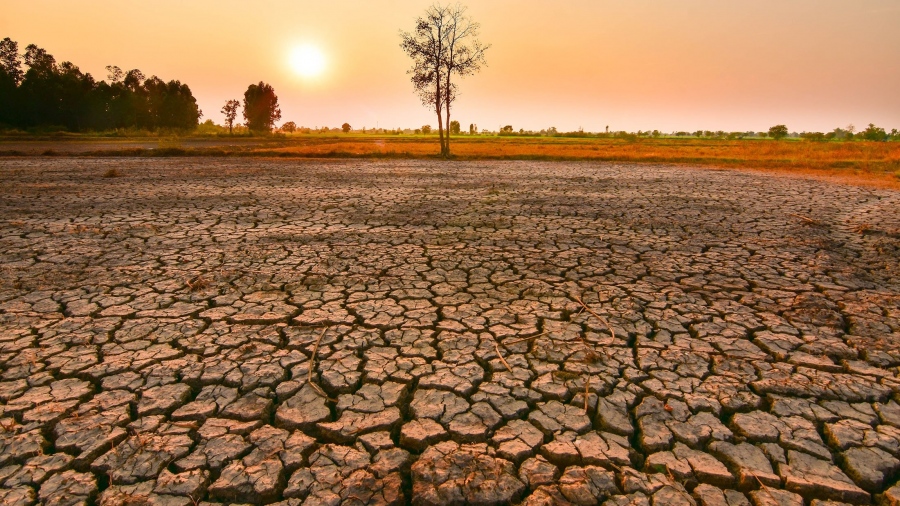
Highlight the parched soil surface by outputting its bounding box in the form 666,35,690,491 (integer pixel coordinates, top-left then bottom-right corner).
1,158,899,506
0,138,272,154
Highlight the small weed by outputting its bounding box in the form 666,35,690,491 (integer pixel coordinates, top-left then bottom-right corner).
852,223,872,234
186,275,209,291
103,168,120,178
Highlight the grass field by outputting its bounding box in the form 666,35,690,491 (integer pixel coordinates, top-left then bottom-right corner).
2,133,899,189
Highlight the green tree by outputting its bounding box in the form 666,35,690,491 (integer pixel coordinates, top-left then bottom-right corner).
768,124,789,140
243,82,281,133
282,121,297,134
449,120,460,135
421,125,432,134
342,122,351,133
221,99,239,134
861,123,886,142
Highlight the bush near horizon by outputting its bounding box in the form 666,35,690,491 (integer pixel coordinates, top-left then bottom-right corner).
768,125,789,140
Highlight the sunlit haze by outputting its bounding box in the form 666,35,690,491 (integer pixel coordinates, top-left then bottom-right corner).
290,45,326,79
3,0,899,132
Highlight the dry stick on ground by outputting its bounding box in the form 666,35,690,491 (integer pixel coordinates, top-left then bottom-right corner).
583,374,590,414
574,293,619,414
749,470,779,503
499,293,612,415
575,294,616,342
502,331,549,347
493,341,512,372
307,327,335,400
788,213,819,225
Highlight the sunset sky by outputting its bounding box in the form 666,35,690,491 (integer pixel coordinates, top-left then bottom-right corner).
3,0,899,133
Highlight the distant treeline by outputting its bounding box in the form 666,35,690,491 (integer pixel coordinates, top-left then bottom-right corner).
492,126,899,141
0,38,201,132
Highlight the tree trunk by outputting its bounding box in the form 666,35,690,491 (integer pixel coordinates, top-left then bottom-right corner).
443,106,451,157
434,76,445,157
437,108,447,156
443,73,452,157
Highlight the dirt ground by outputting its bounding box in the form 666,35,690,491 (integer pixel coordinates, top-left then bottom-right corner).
1,158,899,505
0,137,271,154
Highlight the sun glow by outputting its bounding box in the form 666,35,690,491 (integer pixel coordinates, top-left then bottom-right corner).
289,45,326,78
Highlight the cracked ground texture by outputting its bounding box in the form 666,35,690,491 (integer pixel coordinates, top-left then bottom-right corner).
0,158,899,506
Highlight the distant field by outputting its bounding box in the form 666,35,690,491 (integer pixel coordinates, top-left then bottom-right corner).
2,134,899,189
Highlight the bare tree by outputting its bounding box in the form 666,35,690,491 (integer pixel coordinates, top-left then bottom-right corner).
401,6,447,155
400,3,488,157
221,99,239,135
440,4,487,155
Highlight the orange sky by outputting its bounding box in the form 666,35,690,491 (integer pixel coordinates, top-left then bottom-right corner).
3,1,899,133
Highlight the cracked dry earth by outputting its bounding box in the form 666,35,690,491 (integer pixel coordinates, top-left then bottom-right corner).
0,158,899,506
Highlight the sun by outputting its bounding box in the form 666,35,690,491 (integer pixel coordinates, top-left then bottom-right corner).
289,45,326,78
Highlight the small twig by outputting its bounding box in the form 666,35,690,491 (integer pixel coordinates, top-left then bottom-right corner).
494,342,511,372
606,461,623,472
749,470,778,503
576,294,616,342
307,327,333,400
502,332,548,346
788,213,817,225
583,374,590,414
851,223,871,234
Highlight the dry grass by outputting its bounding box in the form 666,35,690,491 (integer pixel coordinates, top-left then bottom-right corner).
259,136,900,190
5,134,899,189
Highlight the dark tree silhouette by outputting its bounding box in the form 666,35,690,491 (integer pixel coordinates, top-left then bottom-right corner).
0,38,22,126
342,122,351,133
0,38,202,132
282,121,297,134
400,3,488,157
243,82,281,133
221,99,240,134
143,76,202,130
105,65,123,83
